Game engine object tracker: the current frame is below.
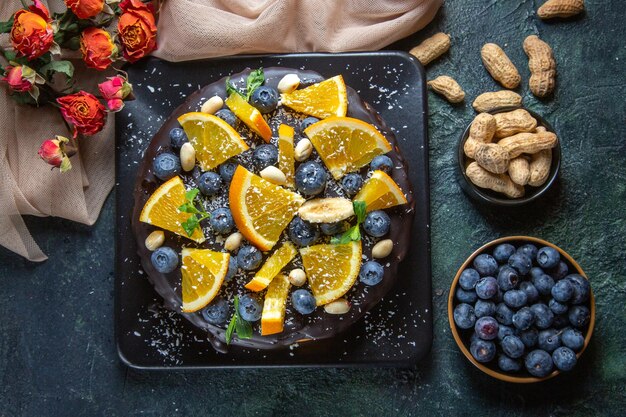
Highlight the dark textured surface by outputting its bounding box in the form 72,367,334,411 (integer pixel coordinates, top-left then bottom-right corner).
1,1,625,415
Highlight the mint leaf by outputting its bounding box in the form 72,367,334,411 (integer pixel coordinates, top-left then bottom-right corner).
185,188,199,203
331,201,368,244
225,77,242,97
0,17,14,34
235,316,252,339
178,203,200,214
225,315,236,344
40,60,75,80
181,216,199,237
354,200,367,223
245,68,264,101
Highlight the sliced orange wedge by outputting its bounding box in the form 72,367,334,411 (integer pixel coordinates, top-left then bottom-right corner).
261,274,291,336
300,241,362,306
354,170,408,212
181,248,230,313
139,176,205,243
277,124,296,188
280,75,348,119
245,242,297,292
177,112,249,171
304,117,392,180
229,165,305,251
225,93,272,142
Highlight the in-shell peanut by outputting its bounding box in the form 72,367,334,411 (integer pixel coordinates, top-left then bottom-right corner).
145,230,165,251
538,0,584,19
372,239,393,259
466,162,525,199
324,298,351,314
200,96,224,115
508,156,531,186
494,109,538,139
464,113,497,159
481,43,521,89
224,232,243,252
529,149,553,186
474,143,511,174
180,142,196,172
428,75,465,103
277,74,301,93
294,138,313,161
260,166,287,185
472,90,523,113
497,131,558,158
523,35,557,98
288,268,306,287
409,32,451,66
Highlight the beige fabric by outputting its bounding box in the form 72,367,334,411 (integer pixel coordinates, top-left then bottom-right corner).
1,0,441,262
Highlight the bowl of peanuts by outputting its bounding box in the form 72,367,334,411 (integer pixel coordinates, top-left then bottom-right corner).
457,107,561,206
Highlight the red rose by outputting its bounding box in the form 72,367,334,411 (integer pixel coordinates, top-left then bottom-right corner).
118,0,157,63
38,136,72,172
65,0,105,19
80,28,117,70
10,0,55,60
57,91,106,137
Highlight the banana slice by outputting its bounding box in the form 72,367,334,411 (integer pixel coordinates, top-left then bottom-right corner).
298,197,354,223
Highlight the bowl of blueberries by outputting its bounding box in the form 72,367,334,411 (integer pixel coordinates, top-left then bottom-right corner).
448,236,595,383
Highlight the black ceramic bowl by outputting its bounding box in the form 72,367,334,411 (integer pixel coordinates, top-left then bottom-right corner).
457,107,561,206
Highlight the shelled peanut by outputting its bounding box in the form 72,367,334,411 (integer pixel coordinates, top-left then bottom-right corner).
428,75,465,103
409,32,451,66
523,35,557,98
481,43,521,89
538,0,585,19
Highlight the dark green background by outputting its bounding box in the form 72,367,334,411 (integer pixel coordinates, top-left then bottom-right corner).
1,1,624,415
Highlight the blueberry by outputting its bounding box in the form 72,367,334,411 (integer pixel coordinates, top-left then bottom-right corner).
518,328,538,348
519,281,539,303
340,173,363,196
215,109,237,127
517,243,538,260
253,144,279,170
473,254,498,276
512,306,535,330
470,339,496,363
493,243,516,263
359,261,384,286
453,303,476,329
197,171,223,196
363,210,391,237
225,256,238,282
525,349,554,378
295,161,327,195
504,290,528,309
299,116,319,135
498,354,522,372
475,316,499,340
501,335,525,358
238,295,262,322
529,266,545,281
474,300,496,318
288,217,320,247
153,152,181,181
320,221,349,236
550,261,569,280
497,266,519,291
291,289,316,315
151,246,178,273
169,127,188,149
219,161,238,183
498,324,515,340
237,245,263,271
553,314,570,329
536,246,560,269
568,305,591,328
561,328,585,352
551,280,574,303
566,274,591,304
552,346,577,371
508,253,532,275
209,207,234,234
250,86,279,113
459,268,480,290
530,303,554,329
456,288,478,304
538,329,561,353
370,155,393,173
495,303,514,325
532,273,555,296
201,298,229,325
475,276,498,299
549,298,568,315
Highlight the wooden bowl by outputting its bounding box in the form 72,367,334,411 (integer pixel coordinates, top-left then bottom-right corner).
448,236,595,383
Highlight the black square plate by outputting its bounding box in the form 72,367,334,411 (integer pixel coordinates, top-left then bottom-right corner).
115,52,432,368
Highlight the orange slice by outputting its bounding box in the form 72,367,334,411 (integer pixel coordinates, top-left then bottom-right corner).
354,170,408,212
261,274,291,335
304,116,392,180
277,124,296,188
177,112,249,171
225,93,272,142
229,165,305,251
139,176,205,243
181,248,230,313
281,75,348,119
245,242,297,292
300,241,362,305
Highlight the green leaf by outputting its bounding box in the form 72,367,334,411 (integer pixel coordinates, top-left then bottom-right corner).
235,317,252,339
40,60,75,80
349,225,361,241
0,17,14,34
354,200,367,223
2,50,17,62
11,92,37,106
181,216,199,237
225,77,242,98
178,203,199,214
245,68,265,101
225,315,237,344
185,188,200,202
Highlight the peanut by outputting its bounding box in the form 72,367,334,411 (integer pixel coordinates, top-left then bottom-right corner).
497,131,558,158
260,166,287,185
409,32,451,66
324,298,351,314
523,35,556,98
277,74,300,93
145,230,165,251
538,0,584,19
372,239,393,259
180,142,196,172
474,143,511,174
529,149,553,186
535,126,547,133
466,162,525,199
428,76,465,103
508,156,531,186
481,43,521,89
200,96,224,114
472,90,523,113
224,232,243,252
294,138,313,161
288,268,307,287
464,113,497,158
494,109,538,139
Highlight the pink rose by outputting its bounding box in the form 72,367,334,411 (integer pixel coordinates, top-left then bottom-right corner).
1,64,45,100
38,136,72,172
98,75,133,112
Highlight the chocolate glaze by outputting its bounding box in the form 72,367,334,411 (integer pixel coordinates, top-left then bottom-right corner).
131,67,416,353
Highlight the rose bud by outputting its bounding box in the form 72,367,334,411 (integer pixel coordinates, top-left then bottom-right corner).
57,91,107,137
10,0,55,60
38,136,72,172
80,27,117,71
98,75,133,112
1,64,46,99
118,0,157,63
64,0,105,20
